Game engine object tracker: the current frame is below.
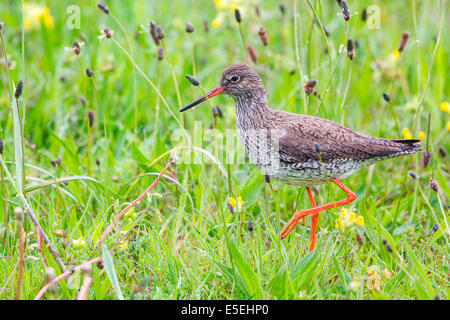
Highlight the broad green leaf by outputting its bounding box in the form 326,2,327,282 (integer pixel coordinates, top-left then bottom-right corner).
101,244,124,300
228,239,263,299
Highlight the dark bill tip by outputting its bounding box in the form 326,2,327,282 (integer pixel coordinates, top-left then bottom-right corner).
179,86,223,112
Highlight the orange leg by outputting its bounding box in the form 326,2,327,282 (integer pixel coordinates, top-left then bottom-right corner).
306,187,319,252
280,179,356,248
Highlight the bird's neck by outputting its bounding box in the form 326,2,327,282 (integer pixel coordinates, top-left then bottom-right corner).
234,89,270,130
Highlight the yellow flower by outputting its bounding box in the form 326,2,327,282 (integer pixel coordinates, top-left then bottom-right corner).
447,121,450,131
214,0,227,9
72,237,87,248
348,212,356,222
230,3,239,12
440,101,450,113
228,197,236,208
237,196,245,206
355,216,365,226
117,241,128,251
402,127,412,140
335,207,363,229
418,131,425,140
212,18,222,28
23,2,54,30
392,50,400,62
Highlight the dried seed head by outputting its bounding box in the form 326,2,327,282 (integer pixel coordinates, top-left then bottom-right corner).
203,20,209,32
382,239,393,253
169,154,179,166
422,151,431,168
438,146,447,158
73,41,81,55
279,4,285,15
97,3,110,14
185,21,194,33
264,175,271,183
88,110,95,127
227,202,235,214
157,47,164,60
96,260,104,269
257,27,268,46
80,97,86,106
78,33,87,42
150,21,160,45
95,158,100,166
314,142,322,154
185,74,200,86
212,106,223,118
15,80,23,99
347,39,355,60
86,68,94,77
155,25,165,40
51,156,62,167
234,8,241,23
383,92,391,102
14,207,23,221
255,6,261,17
247,221,254,232
356,233,363,245
0,140,3,154
289,69,296,75
398,31,410,52
408,171,417,180
304,79,317,95
339,0,351,21
103,28,113,38
362,8,367,21
246,44,257,63
429,179,439,192
432,223,438,233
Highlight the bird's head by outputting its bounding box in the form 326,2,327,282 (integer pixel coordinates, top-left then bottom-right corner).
180,64,262,112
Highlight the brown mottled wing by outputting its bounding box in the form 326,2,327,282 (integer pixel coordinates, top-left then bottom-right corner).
277,114,421,163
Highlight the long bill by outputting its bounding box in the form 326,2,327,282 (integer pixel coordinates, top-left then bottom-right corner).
179,86,223,112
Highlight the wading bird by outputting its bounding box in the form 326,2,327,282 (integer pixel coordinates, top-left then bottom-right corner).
180,64,421,251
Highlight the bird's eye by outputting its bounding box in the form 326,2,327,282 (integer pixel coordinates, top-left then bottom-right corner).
230,75,240,82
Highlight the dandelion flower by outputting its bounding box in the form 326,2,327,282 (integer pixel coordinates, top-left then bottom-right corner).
355,216,365,226
392,50,400,62
23,2,54,30
418,131,425,140
212,17,223,28
228,197,236,208
402,127,412,140
440,101,450,113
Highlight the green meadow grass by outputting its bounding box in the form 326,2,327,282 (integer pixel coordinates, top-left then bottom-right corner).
0,0,448,299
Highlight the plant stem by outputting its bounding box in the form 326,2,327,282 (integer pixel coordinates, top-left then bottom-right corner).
90,77,109,180
15,218,24,300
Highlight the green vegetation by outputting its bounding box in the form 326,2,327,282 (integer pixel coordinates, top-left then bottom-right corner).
0,0,448,300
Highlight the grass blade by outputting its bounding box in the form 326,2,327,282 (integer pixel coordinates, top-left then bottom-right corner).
101,244,124,300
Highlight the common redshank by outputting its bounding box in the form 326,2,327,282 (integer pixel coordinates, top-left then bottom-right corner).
180,64,421,251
